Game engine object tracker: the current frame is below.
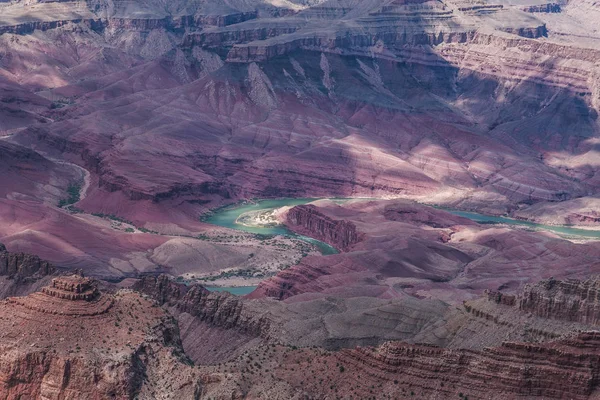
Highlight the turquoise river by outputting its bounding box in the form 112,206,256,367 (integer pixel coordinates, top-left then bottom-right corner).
204,198,600,295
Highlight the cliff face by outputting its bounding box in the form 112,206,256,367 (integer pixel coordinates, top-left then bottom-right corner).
196,11,258,27
131,273,189,305
0,245,56,299
518,277,600,325
178,285,272,336
184,23,303,49
134,275,272,337
332,332,600,399
284,205,360,251
0,18,103,36
224,30,482,63
0,244,55,278
479,276,600,333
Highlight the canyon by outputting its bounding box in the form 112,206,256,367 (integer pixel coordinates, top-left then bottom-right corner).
115,270,600,398
1,0,599,273
0,0,600,397
250,199,600,303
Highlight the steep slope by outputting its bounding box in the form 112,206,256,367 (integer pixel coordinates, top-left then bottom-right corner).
200,332,600,399
130,274,600,399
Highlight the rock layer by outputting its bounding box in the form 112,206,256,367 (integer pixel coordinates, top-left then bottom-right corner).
519,277,600,325
0,244,55,278
284,204,360,250
329,332,600,399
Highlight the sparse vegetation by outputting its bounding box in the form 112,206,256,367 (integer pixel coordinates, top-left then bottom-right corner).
58,183,81,208
50,98,74,109
91,212,133,224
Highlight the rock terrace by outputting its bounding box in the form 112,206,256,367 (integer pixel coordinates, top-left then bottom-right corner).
42,275,99,300
7,273,112,316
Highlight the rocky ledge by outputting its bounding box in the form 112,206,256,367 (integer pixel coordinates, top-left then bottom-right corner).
484,276,600,326
518,277,600,325
133,275,272,337
330,331,600,399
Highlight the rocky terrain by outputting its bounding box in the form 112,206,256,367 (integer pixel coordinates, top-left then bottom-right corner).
0,242,56,298
0,0,600,397
0,272,202,399
2,254,600,398
250,199,600,302
0,0,598,275
127,272,600,399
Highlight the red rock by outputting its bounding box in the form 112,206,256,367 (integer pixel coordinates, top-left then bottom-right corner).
0,272,202,398
253,200,600,303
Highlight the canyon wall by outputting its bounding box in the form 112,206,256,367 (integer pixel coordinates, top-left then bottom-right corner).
134,275,272,338
518,277,600,325
284,205,360,251
335,332,600,399
0,244,55,278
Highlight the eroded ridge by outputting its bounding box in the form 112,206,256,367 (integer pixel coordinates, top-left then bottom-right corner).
7,273,113,316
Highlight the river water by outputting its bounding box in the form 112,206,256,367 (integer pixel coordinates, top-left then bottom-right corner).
208,198,600,240
203,198,600,295
204,198,339,255
203,199,338,295
446,209,600,239
205,286,258,295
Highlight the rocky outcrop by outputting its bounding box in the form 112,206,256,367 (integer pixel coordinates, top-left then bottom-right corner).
177,285,272,336
132,273,189,305
284,205,360,251
183,22,304,49
521,3,561,12
248,255,344,300
196,11,258,27
9,274,112,316
332,332,600,399
0,275,201,399
518,277,600,325
476,276,600,328
485,289,517,306
0,18,101,36
134,275,273,337
0,244,55,278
